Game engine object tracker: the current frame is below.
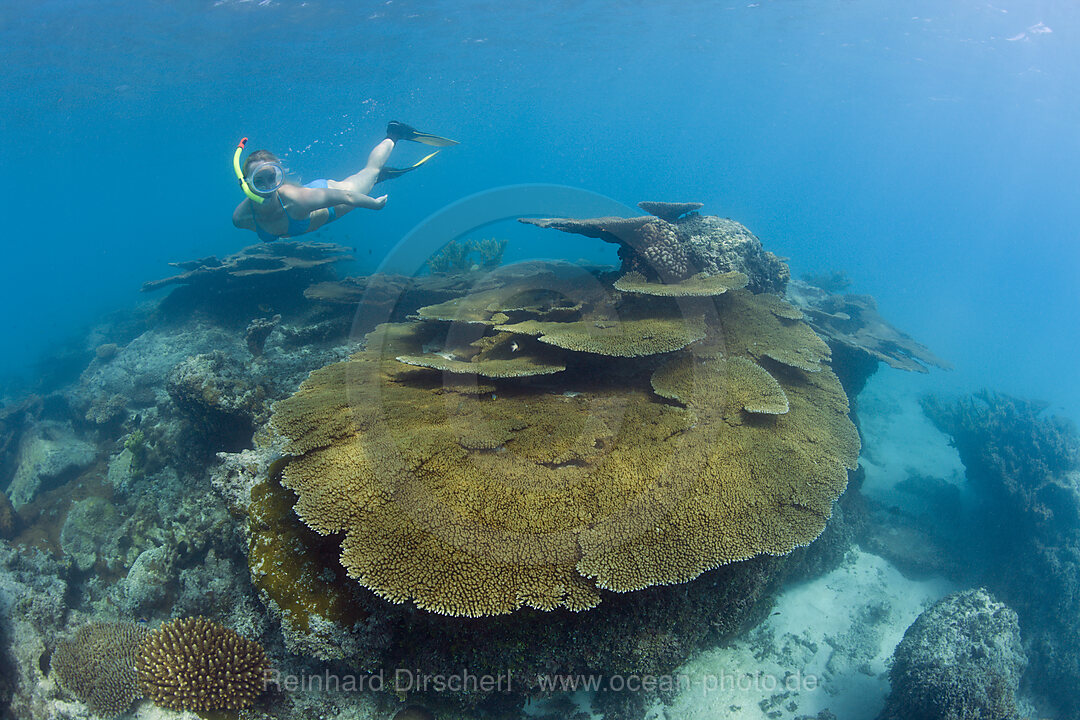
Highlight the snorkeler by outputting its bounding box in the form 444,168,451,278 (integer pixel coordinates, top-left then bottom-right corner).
231,121,457,241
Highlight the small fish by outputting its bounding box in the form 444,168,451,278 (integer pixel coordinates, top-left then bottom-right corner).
510,341,519,352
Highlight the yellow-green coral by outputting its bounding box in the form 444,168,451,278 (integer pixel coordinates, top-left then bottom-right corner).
614,270,748,297
496,312,706,358
268,263,859,617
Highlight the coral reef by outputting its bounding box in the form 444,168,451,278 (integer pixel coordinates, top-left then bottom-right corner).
268,260,859,618
923,392,1080,719
876,588,1026,720
51,621,148,717
243,453,833,713
137,616,268,711
521,201,789,292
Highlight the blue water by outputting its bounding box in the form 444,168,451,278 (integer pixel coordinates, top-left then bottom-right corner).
1,0,1078,417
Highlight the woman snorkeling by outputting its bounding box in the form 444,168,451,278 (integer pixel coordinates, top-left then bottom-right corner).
231,121,456,241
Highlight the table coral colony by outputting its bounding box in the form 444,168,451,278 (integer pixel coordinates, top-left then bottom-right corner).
263,201,860,618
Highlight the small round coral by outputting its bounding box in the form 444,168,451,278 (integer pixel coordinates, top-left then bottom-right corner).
136,616,268,711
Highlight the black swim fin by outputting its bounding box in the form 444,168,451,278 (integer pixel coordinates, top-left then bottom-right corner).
386,120,459,147
377,150,441,183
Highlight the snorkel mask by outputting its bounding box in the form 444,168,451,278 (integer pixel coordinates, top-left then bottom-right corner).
233,137,284,203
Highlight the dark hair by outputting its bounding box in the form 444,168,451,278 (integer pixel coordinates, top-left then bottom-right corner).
243,150,279,176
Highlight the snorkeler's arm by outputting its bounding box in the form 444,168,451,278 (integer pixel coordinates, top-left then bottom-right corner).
291,187,386,212
232,200,255,229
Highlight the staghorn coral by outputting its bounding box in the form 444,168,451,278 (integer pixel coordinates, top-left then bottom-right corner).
268,261,859,617
136,616,268,711
51,621,148,717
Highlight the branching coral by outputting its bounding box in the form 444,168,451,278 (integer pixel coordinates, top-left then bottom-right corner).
137,616,268,711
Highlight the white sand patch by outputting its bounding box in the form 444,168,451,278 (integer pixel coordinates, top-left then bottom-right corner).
652,550,956,720
856,371,965,508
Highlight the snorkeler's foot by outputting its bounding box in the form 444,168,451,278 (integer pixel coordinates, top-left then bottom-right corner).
386,121,459,147
376,150,441,183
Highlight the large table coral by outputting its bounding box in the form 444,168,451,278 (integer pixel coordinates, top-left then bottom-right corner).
269,261,859,617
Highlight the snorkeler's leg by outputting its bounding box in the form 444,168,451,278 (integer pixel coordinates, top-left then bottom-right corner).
338,138,395,195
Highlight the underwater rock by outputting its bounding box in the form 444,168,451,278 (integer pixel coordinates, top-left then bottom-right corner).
104,447,137,492
84,391,128,426
0,491,15,540
877,588,1026,720
522,202,789,292
59,497,120,572
245,314,281,357
267,260,859,618
6,421,96,509
74,320,245,411
0,396,42,490
109,544,175,616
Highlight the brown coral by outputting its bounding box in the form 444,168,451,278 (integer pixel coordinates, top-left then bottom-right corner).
136,616,268,711
269,261,859,617
52,622,148,717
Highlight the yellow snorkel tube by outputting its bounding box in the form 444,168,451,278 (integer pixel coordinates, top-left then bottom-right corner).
233,137,265,204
